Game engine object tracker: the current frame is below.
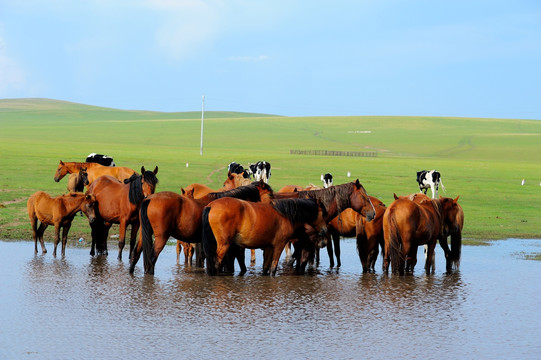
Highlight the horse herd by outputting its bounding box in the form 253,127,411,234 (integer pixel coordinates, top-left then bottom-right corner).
27,156,463,277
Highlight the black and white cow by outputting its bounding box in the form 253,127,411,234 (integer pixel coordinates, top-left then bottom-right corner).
227,162,251,179
321,173,333,188
250,161,271,183
86,153,115,167
416,169,445,198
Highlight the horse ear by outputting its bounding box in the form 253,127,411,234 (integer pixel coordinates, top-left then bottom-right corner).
141,166,146,174
180,187,185,195
454,195,460,203
393,193,398,200
355,179,361,188
153,166,158,174
60,160,64,165
228,171,234,179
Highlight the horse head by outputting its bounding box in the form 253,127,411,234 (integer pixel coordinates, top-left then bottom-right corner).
82,193,98,224
349,179,376,221
54,160,67,182
440,196,461,235
140,166,159,198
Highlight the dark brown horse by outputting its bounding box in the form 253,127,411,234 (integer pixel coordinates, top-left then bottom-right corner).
54,160,136,185
319,195,386,272
274,179,376,272
130,181,274,275
27,191,97,257
86,166,159,260
202,197,328,276
66,167,89,193
383,194,461,274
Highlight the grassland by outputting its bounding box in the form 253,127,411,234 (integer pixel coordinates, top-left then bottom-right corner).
1,98,540,244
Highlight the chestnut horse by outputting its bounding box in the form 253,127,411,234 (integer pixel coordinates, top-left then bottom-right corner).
86,166,159,260
53,160,136,185
202,198,328,276
183,171,249,199
383,194,461,274
274,179,376,272
27,191,97,257
66,167,89,193
319,196,386,271
130,181,274,275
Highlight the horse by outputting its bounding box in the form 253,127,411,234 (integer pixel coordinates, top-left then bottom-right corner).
393,193,463,273
176,240,195,265
383,194,461,275
27,191,97,257
86,166,158,260
277,184,322,193
53,160,136,185
316,196,385,271
66,167,89,193
130,181,274,275
202,197,328,276
274,179,376,272
182,171,242,199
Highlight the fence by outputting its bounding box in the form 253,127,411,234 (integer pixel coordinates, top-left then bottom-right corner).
289,149,377,157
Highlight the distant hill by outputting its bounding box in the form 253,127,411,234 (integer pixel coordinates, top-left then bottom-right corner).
0,98,279,121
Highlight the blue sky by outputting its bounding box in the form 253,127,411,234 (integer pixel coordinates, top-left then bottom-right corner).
1,0,540,118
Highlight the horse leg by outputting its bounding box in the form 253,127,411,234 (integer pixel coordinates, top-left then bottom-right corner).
176,241,182,264
262,248,273,275
61,224,71,257
187,244,194,266
425,242,437,275
271,245,287,276
438,235,452,273
214,242,231,275
250,249,256,266
53,224,61,257
129,232,143,274
117,221,128,260
326,233,335,268
36,222,48,254
128,222,139,262
284,242,292,262
333,233,341,268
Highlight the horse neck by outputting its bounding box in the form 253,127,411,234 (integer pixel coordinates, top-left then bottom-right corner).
62,194,86,215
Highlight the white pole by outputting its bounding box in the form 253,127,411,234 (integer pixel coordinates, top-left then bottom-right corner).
200,95,205,155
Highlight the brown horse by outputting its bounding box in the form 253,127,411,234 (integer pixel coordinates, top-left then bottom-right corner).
274,179,376,272
86,166,159,260
66,167,89,193
54,160,136,185
130,181,274,275
383,194,461,274
27,191,97,257
316,196,385,271
202,198,328,276
183,171,248,199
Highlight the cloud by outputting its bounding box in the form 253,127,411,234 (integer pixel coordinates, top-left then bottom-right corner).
144,0,221,61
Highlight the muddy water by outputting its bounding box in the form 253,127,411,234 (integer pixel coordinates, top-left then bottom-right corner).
0,239,539,359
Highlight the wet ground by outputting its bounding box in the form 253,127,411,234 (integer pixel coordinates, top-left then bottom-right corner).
0,239,539,359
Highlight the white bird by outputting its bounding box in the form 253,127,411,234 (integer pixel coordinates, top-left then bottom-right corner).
521,179,525,186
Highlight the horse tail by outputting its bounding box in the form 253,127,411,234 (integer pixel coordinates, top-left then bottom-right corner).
387,211,403,274
201,207,217,275
450,230,462,270
140,199,155,273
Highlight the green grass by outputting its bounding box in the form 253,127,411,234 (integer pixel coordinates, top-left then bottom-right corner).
1,98,541,244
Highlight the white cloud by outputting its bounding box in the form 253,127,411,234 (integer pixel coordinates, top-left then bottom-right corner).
144,0,221,60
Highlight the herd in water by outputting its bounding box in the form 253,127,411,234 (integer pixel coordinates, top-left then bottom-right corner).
28,153,463,276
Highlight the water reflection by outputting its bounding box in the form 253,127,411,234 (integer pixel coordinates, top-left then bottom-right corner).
0,239,538,359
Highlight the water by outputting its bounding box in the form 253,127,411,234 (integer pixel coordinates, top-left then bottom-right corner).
1,239,540,359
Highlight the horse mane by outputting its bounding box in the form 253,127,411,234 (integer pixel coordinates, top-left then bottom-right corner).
125,171,158,204
271,198,323,224
295,182,354,215
207,181,274,202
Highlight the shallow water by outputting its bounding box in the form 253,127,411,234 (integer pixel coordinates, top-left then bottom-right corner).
0,239,540,359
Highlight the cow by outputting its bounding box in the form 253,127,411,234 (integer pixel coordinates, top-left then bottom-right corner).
227,162,251,179
250,161,271,183
321,173,333,188
416,169,445,198
86,153,115,167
